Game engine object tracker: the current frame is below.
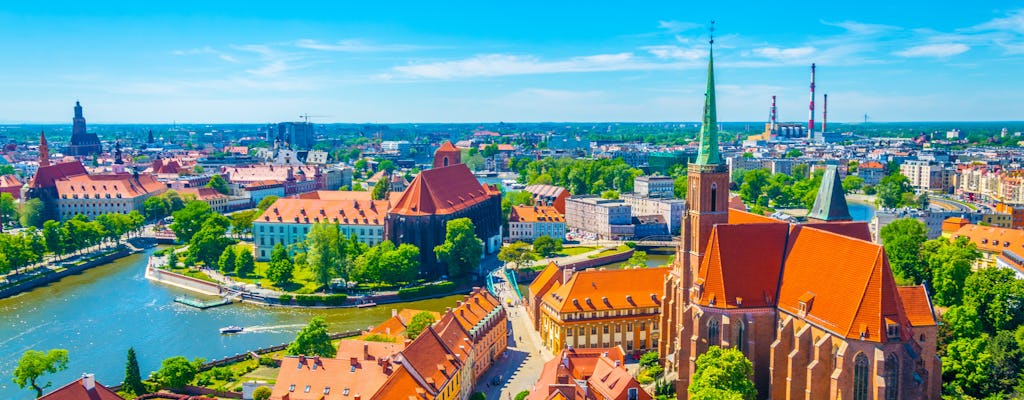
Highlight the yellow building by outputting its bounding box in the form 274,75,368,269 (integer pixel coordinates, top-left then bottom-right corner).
536,267,668,357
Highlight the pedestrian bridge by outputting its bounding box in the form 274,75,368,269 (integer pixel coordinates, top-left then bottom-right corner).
632,235,678,248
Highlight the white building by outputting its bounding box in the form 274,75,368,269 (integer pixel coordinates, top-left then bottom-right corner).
633,175,674,198
619,194,685,235
564,196,633,240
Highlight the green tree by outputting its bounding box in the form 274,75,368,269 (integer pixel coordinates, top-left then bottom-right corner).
287,317,336,357
498,242,537,270
841,175,864,193
257,195,279,212
406,311,437,339
378,159,396,174
230,209,259,238
13,349,69,398
205,174,230,195
188,215,234,267
879,218,928,284
515,390,530,400
962,266,1024,335
639,351,660,368
124,347,146,396
435,218,483,279
193,165,204,174
625,250,648,267
154,356,202,389
265,243,293,285
0,192,18,228
19,198,45,228
784,149,803,158
167,251,179,269
739,169,771,204
371,178,390,200
170,201,214,242
217,245,238,273
922,237,979,306
235,248,256,278
253,386,272,400
470,392,486,400
942,335,992,398
482,144,500,158
790,163,809,180
305,223,344,288
143,196,169,221
688,346,756,400
532,235,562,257
875,173,913,208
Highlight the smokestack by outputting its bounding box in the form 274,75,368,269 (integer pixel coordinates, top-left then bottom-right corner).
770,95,777,132
808,63,816,138
822,94,828,133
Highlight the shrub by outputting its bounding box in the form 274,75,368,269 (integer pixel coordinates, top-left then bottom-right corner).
258,356,277,367
294,295,318,306
515,391,530,400
322,294,348,306
397,281,456,300
278,294,293,304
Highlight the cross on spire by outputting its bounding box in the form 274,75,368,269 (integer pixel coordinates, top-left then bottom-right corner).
694,20,721,166
709,20,715,45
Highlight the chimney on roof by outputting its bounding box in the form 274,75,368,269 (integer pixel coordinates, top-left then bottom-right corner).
81,373,95,391
354,395,361,400
364,343,370,359
350,357,359,366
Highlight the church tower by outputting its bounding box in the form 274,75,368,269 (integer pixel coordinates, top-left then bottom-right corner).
433,141,461,169
38,131,50,167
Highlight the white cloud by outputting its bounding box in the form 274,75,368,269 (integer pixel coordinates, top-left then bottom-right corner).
658,20,700,34
171,46,239,63
820,20,900,35
389,52,675,80
293,39,428,52
973,9,1024,34
751,46,816,60
894,43,970,58
644,45,705,60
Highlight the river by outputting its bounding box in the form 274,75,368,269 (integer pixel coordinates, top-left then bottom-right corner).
0,247,462,399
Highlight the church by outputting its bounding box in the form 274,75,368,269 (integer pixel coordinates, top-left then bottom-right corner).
657,37,941,399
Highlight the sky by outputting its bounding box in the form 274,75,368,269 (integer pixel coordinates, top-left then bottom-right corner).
0,1,1022,124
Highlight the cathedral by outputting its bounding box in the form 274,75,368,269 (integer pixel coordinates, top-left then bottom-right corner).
657,38,940,399
65,101,102,156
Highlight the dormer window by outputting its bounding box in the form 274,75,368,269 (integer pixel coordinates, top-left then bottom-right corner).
289,384,295,392
886,318,900,341
798,292,815,317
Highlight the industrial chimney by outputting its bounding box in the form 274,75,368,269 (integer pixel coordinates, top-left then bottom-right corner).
808,63,816,138
822,93,828,133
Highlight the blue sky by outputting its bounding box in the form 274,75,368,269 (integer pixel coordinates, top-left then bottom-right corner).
1,1,1022,123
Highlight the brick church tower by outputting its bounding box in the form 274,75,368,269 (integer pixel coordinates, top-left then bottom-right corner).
660,29,729,375
433,141,461,169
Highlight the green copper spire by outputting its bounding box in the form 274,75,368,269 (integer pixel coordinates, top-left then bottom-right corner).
694,23,722,166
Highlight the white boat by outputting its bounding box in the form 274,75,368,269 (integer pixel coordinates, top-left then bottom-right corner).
219,325,243,334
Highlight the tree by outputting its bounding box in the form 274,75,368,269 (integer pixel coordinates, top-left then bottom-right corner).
942,335,992,398
217,245,238,273
154,356,202,389
406,311,437,339
253,386,273,400
962,266,1024,335
378,159,396,174
235,248,256,278
784,149,803,158
124,347,146,396
875,173,913,208
739,169,771,204
532,235,562,257
600,189,619,199
688,346,756,400
498,242,537,270
625,250,648,267
13,349,69,398
188,215,233,267
639,351,660,369
482,144,499,158
470,392,486,400
0,192,18,228
791,164,809,180
305,223,344,288
170,201,214,242
842,175,864,193
257,196,279,212
287,317,336,357
879,218,928,284
922,237,979,307
265,243,293,285
205,174,230,195
19,198,44,228
193,165,205,174
515,390,530,400
167,251,179,269
371,178,390,200
435,218,483,279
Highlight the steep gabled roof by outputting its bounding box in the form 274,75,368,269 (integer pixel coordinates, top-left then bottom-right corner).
398,327,460,395
727,208,785,225
697,223,789,309
544,268,668,313
778,227,910,342
371,364,434,400
39,376,124,400
897,285,937,327
807,165,852,222
30,160,87,188
389,163,499,216
795,221,872,242
529,262,562,297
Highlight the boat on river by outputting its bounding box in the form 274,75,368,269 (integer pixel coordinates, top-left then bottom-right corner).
219,326,243,334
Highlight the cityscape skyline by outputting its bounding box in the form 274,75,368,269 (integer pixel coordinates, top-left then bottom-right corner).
1,2,1022,123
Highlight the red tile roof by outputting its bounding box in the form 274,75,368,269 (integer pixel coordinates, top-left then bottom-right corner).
697,223,790,308
0,174,22,188
529,262,562,298
778,227,911,342
272,355,390,400
544,268,668,313
511,205,564,223
897,286,937,327
30,160,87,188
795,221,872,242
727,208,784,225
257,197,389,225
952,224,1024,254
452,288,502,331
528,348,651,400
39,376,124,400
56,172,167,199
390,163,499,216
860,161,885,169
371,364,434,400
395,327,460,395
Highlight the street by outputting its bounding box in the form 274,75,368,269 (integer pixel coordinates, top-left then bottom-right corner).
476,268,554,400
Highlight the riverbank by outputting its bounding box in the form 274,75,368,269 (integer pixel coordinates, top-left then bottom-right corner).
0,238,155,300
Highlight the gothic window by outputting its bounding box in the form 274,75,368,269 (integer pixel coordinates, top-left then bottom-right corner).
854,353,869,400
710,183,718,212
708,319,720,347
736,321,745,353
885,354,899,400
443,157,450,167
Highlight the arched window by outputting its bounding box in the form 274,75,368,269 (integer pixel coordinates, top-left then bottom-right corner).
853,353,870,400
885,354,899,400
710,183,718,212
707,319,720,347
443,156,450,167
736,321,746,353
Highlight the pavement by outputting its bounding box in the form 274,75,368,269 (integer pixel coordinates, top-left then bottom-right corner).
476,268,555,400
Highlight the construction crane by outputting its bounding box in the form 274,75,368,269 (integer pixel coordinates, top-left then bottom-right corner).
299,114,330,124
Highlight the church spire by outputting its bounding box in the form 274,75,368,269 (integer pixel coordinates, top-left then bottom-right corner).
694,21,721,166
39,130,50,167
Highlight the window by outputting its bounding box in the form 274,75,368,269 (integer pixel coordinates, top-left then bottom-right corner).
628,387,639,400
854,353,869,400
736,321,745,353
710,183,718,212
603,326,609,334
627,323,633,331
591,327,597,335
304,385,311,393
616,324,621,333
324,387,331,395
887,323,900,341
579,327,585,335
288,384,295,392
707,319,720,347
885,354,899,400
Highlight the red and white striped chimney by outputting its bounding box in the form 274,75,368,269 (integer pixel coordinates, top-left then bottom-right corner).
808,63,816,137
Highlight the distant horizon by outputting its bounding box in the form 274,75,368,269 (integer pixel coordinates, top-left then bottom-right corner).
2,120,1023,126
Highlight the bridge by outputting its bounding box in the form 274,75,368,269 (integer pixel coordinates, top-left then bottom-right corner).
632,235,679,248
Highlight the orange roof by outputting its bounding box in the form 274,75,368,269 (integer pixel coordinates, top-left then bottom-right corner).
778,227,910,342
452,288,501,331
245,179,284,189
39,376,124,400
371,364,434,400
589,355,653,400
896,286,937,327
272,355,394,400
177,187,227,201
952,224,1024,254
941,217,970,233
0,174,21,188
433,312,473,361
256,197,389,226
366,309,442,340
511,205,564,223
795,221,872,242
436,141,458,152
860,161,885,169
477,143,515,151
297,190,373,201
529,262,562,298
528,348,648,400
30,160,87,188
544,267,668,313
396,327,460,395
390,164,499,216
56,172,167,199
727,208,785,225
697,223,790,309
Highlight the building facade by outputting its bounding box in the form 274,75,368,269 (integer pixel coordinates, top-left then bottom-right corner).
253,191,388,260
524,184,569,214
620,194,685,235
55,172,167,220
65,101,102,156
565,196,634,240
509,205,566,242
900,160,951,192
634,175,675,198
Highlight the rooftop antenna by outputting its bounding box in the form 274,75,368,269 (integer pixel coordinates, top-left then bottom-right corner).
709,20,715,45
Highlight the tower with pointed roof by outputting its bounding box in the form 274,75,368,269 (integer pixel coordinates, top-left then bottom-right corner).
39,131,51,168
433,141,461,169
66,101,102,156
807,165,852,222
